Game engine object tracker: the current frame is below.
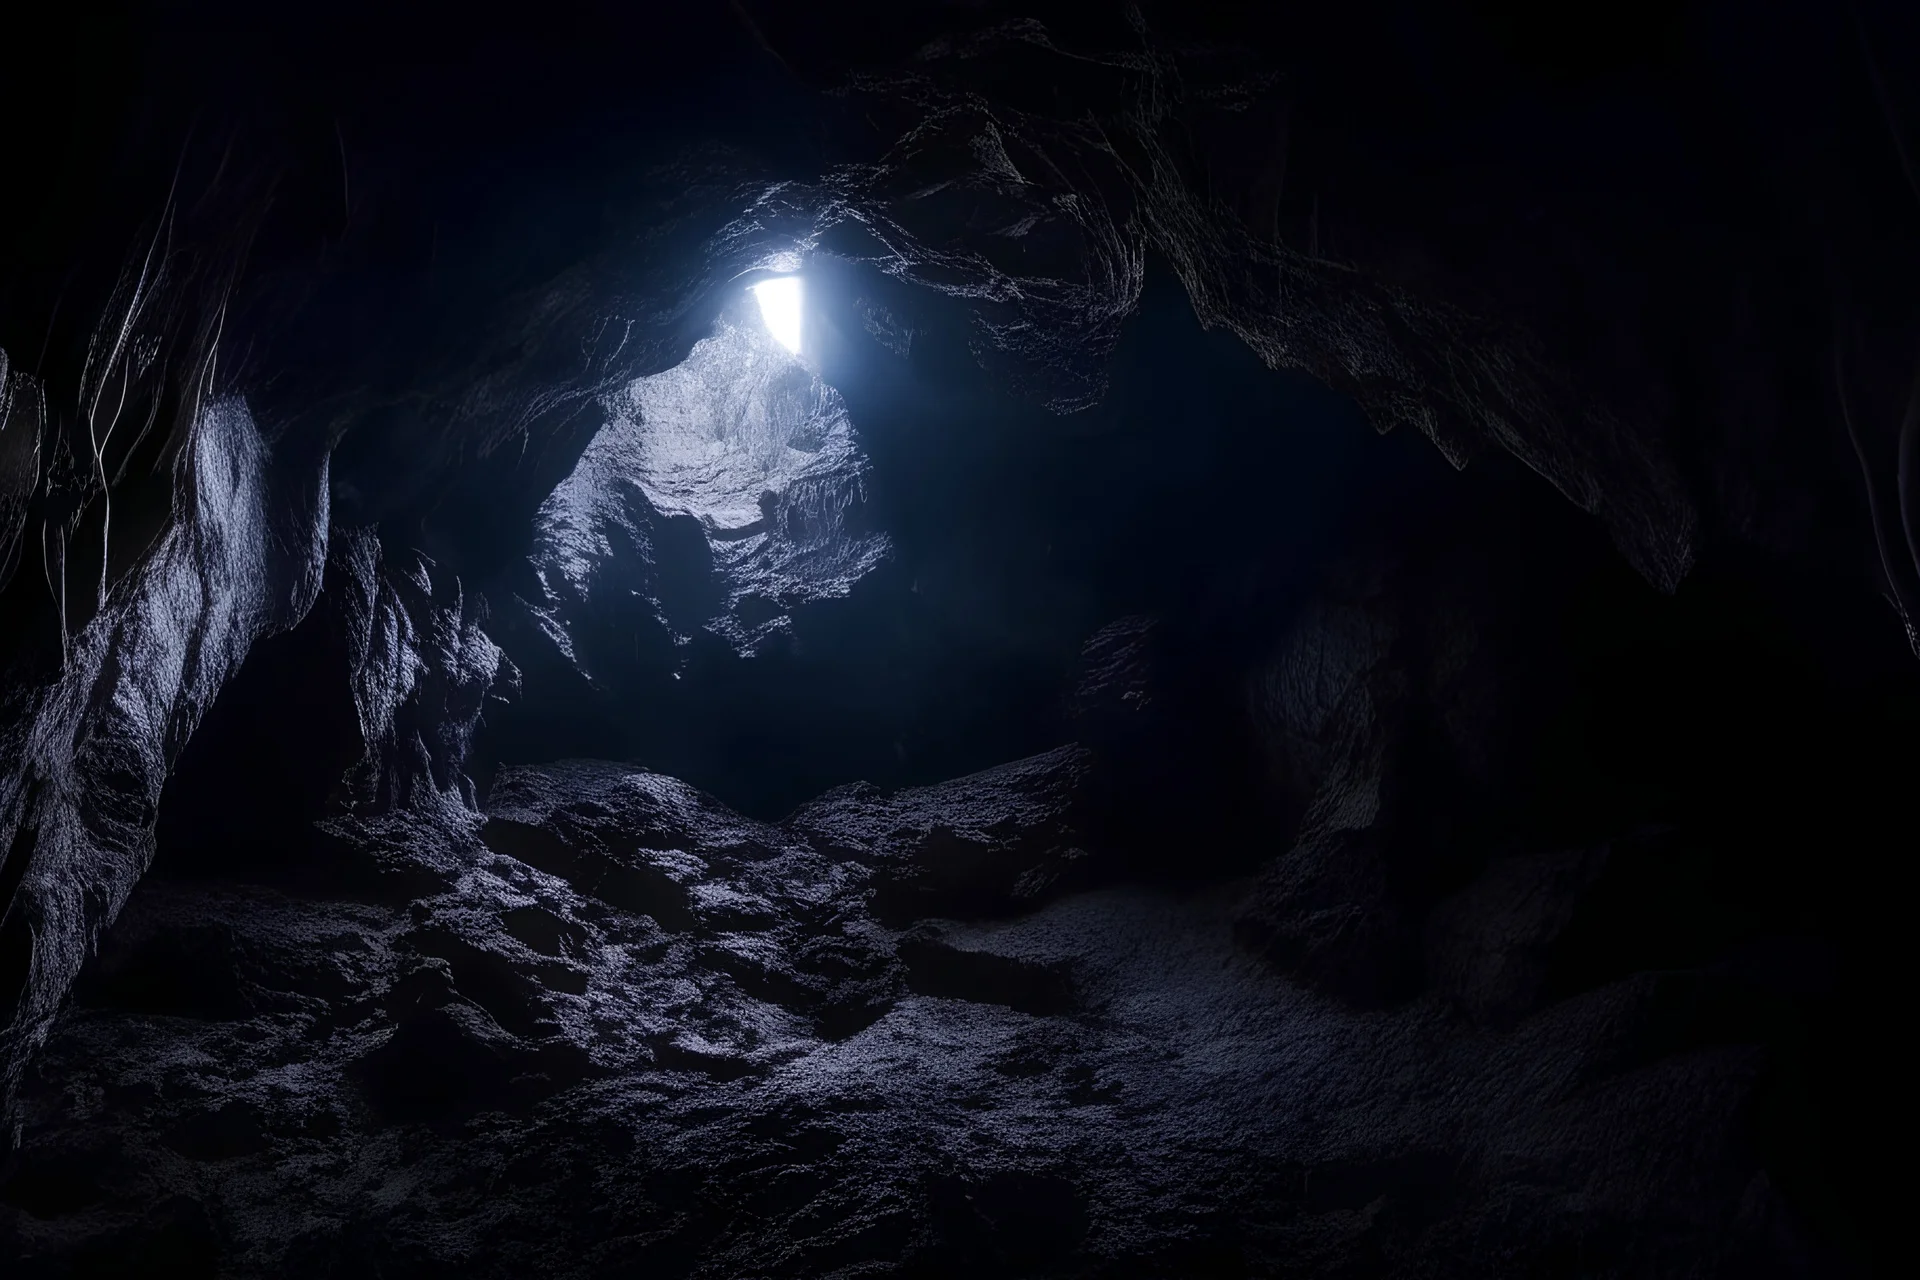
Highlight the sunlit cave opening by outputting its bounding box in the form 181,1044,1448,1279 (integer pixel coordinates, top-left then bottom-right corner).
751,274,804,356
528,272,885,671
497,259,1424,819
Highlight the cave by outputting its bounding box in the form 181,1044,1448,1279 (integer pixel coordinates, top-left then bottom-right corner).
1,2,1915,1275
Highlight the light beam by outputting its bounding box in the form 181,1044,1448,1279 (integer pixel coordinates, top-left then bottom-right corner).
750,275,804,356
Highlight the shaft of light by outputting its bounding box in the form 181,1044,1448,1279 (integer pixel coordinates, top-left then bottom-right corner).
751,276,803,355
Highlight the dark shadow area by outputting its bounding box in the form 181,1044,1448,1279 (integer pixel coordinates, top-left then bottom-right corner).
150,606,365,890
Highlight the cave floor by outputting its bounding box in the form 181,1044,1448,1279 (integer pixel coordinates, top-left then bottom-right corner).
1,752,1795,1277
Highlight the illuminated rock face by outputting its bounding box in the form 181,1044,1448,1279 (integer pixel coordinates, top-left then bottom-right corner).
0,399,330,1123
528,301,888,677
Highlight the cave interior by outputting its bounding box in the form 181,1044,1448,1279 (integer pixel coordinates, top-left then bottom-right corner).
1,1,1917,1275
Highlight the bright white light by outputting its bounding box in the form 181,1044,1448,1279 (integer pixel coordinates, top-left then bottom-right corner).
751,275,804,356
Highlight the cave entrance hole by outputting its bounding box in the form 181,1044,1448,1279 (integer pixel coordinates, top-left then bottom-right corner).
485,257,1425,821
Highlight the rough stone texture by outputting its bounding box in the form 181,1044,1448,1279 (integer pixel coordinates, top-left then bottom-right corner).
1239,553,1415,1004
786,746,1100,925
524,300,889,684
0,748,1809,1277
1239,657,1413,1007
0,399,330,1128
1067,616,1163,741
324,530,521,817
797,21,1700,590
0,350,35,588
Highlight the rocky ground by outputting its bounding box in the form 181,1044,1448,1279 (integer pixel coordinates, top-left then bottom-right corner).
0,741,1815,1277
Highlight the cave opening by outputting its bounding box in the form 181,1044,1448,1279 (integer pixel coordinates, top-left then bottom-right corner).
465,254,1422,822
751,275,806,356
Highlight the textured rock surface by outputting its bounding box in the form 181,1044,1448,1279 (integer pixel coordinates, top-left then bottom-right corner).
0,748,1810,1277
0,399,330,1125
795,20,1700,590
526,300,889,678
324,529,521,816
787,746,1099,924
